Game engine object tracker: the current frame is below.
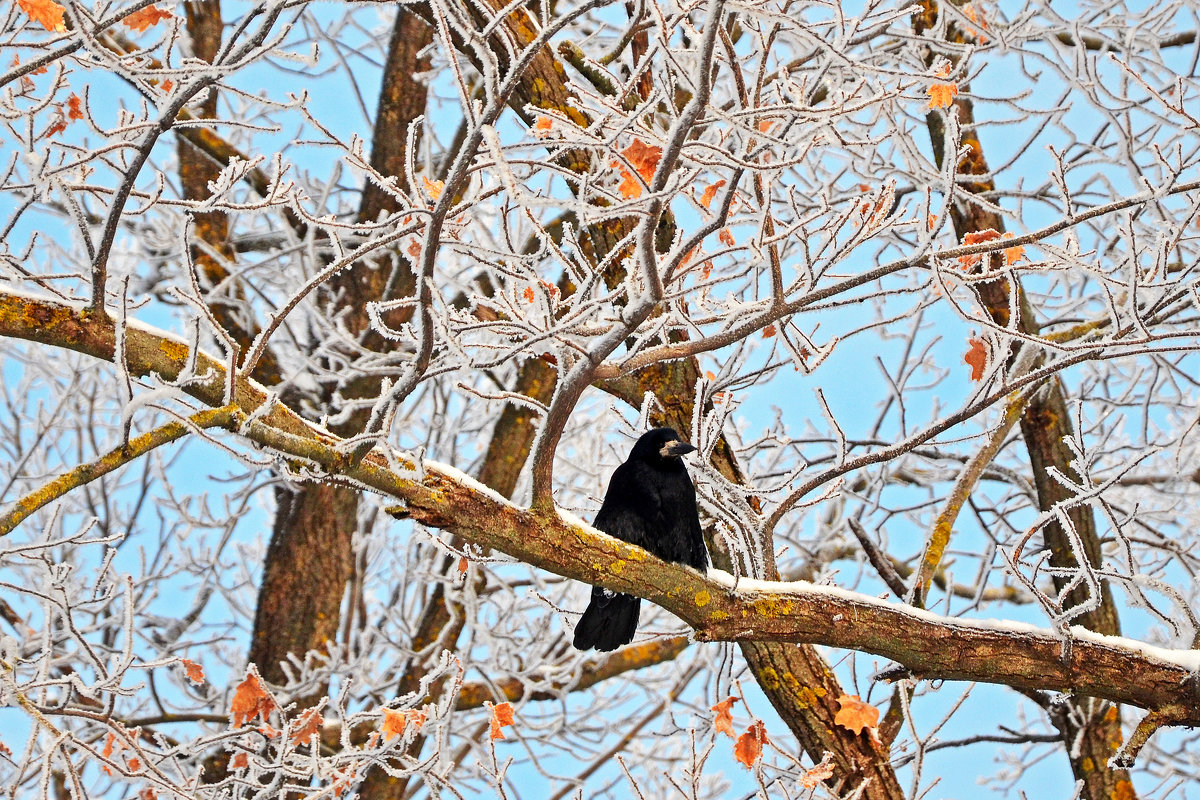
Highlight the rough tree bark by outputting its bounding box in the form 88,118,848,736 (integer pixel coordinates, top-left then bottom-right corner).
243,8,434,710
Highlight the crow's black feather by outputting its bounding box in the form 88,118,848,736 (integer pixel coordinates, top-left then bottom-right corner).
572,428,708,652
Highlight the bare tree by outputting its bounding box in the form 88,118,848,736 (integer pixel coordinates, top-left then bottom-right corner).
3,0,1200,797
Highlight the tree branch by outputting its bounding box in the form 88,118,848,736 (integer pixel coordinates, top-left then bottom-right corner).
2,291,1199,727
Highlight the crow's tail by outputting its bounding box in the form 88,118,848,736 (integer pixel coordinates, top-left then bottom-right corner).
572,588,640,652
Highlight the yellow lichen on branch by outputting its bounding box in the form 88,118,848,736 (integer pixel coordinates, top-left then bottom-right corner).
1,292,1199,729
911,392,1026,606
0,406,238,537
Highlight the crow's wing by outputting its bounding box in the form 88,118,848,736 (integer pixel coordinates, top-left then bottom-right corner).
654,467,708,569
594,460,708,570
592,459,665,554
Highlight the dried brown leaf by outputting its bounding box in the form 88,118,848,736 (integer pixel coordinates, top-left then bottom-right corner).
123,5,172,32
622,138,662,183
711,697,737,738
230,668,276,727
833,694,880,736
734,720,768,767
180,658,205,685
700,180,726,209
290,708,324,746
487,701,515,741
423,176,444,201
17,0,66,32
964,337,988,381
799,754,835,789
381,708,407,742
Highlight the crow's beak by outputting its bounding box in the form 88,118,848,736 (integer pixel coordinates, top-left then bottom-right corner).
661,440,697,458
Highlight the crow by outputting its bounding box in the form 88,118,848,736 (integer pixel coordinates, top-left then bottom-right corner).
573,427,708,652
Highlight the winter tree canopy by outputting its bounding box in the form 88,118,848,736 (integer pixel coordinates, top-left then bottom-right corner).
3,0,1200,797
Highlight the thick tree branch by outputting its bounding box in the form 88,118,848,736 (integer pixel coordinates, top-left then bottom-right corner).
3,291,1198,727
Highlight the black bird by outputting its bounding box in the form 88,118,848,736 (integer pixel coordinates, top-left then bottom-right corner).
573,427,708,652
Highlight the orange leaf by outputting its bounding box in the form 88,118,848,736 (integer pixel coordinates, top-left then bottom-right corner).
927,81,958,110
522,286,535,303
700,180,725,209
101,732,119,775
458,556,469,572
422,176,444,201
711,697,736,738
290,708,324,747
616,165,642,199
734,720,768,767
487,701,515,741
17,0,66,32
0,739,10,757
381,708,407,742
230,753,249,770
718,228,735,247
126,755,141,772
962,3,989,43
962,229,1001,245
380,708,426,742
138,788,158,800
957,228,1002,269
927,63,958,110
66,93,82,120
123,4,172,32
758,119,774,133
1002,232,1025,265
762,324,776,338
45,115,67,137
622,138,662,183
834,694,880,736
704,370,715,380
159,78,173,92
964,337,988,381
927,213,938,231
180,658,205,685
230,668,276,727
331,768,357,799
532,116,553,137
